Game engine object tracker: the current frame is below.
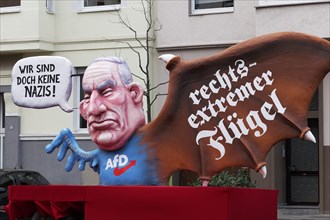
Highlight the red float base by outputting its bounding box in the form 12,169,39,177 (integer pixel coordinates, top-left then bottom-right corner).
6,185,277,220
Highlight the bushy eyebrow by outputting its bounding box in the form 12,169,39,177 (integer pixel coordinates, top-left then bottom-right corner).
82,79,116,95
96,79,116,92
82,84,92,94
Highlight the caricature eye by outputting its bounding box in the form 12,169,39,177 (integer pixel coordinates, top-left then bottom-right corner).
84,94,90,103
102,88,113,97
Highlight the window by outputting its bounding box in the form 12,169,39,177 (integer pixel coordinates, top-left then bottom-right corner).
259,0,329,7
79,0,121,12
73,67,87,131
191,0,234,15
84,0,120,7
17,172,49,185
0,0,20,13
0,0,20,8
0,174,15,189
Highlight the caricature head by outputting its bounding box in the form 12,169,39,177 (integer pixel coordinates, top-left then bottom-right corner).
80,57,146,151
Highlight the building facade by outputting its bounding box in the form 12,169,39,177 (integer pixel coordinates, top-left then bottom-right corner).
155,0,330,214
0,0,154,185
1,0,329,214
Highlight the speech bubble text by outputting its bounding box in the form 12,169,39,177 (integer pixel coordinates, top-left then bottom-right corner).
11,56,73,112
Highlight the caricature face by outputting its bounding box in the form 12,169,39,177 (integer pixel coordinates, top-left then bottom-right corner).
80,60,145,151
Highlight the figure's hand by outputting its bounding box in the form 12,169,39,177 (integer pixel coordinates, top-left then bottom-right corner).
45,128,98,172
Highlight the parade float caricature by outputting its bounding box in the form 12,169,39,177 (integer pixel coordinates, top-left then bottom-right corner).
12,32,330,186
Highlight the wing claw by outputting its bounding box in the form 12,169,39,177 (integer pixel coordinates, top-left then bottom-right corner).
304,130,316,143
158,54,176,64
258,166,267,179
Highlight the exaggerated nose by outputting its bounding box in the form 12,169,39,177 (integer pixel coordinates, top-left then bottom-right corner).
87,91,107,115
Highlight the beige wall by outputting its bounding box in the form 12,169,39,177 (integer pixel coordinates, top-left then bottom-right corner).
0,1,55,52
157,1,256,48
256,2,330,37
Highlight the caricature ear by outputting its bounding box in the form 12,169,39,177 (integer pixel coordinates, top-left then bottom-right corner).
128,83,144,104
79,101,88,120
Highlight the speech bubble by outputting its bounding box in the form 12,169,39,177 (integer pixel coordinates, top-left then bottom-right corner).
11,56,73,113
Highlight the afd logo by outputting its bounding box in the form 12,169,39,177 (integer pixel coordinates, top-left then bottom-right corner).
105,154,136,176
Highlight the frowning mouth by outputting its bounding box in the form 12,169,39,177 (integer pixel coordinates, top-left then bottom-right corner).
89,119,119,130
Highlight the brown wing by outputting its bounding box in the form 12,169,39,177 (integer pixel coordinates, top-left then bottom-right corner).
139,32,330,184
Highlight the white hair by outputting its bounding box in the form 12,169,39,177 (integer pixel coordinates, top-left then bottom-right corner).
93,57,133,85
